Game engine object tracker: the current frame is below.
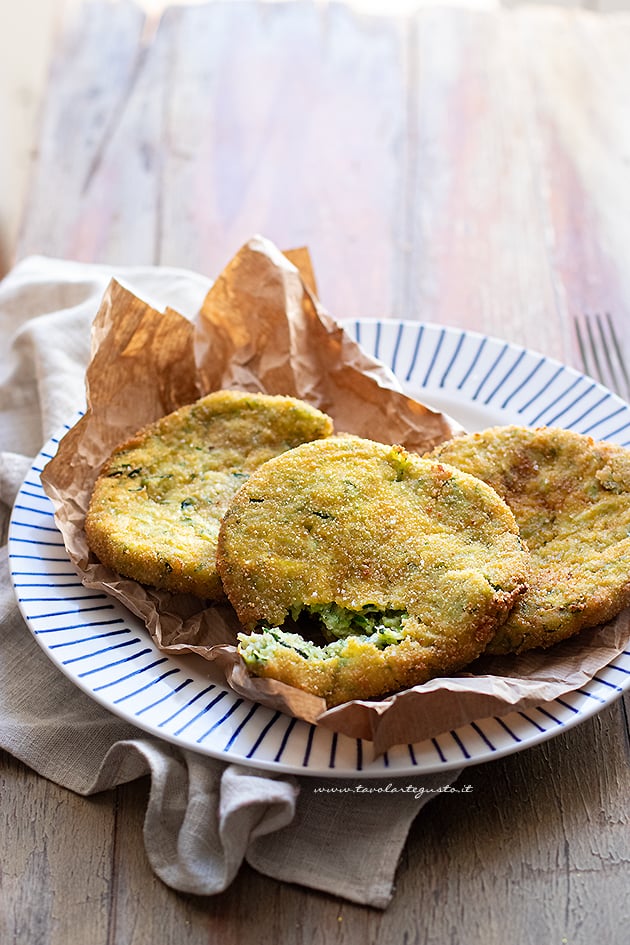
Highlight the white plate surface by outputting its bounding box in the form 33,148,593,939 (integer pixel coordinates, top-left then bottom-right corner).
9,321,630,777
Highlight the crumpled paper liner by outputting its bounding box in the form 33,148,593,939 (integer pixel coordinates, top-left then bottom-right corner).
41,236,630,754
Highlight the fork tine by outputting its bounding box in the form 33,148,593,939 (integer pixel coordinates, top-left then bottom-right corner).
574,316,593,377
585,316,605,383
595,313,618,390
589,312,622,391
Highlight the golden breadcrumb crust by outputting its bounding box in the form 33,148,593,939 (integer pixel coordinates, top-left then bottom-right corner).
428,425,630,654
218,435,529,705
85,390,333,598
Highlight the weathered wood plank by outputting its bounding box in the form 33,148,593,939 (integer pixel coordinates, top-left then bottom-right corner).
518,9,630,363
18,1,408,319
405,8,564,356
158,1,407,319
0,750,115,945
20,5,630,338
398,700,630,945
17,1,147,263
405,8,630,366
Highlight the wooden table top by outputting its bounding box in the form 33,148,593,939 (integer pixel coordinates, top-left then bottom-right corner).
3,2,630,942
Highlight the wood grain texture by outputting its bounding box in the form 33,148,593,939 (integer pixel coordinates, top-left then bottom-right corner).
5,2,630,943
17,5,630,337
18,0,409,320
404,7,630,366
158,1,408,320
17,1,147,264
0,750,115,945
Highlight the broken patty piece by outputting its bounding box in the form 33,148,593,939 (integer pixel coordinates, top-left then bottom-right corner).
217,435,530,705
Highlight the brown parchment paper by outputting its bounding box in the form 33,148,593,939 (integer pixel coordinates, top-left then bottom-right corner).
41,236,630,754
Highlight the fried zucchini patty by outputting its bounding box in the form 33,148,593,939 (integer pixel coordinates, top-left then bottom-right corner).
428,425,630,654
85,391,333,598
217,436,529,705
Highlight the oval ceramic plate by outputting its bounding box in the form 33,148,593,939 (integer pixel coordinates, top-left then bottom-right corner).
9,322,630,777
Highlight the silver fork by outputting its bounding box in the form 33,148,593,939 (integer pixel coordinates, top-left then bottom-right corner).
574,312,630,402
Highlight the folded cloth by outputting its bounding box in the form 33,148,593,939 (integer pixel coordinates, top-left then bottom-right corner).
0,256,462,909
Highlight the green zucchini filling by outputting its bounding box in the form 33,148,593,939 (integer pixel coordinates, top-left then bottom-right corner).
237,604,409,667
291,602,407,641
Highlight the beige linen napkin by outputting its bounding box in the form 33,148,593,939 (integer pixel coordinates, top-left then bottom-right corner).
0,256,462,909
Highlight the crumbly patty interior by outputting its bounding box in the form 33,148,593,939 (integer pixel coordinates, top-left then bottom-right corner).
428,425,630,654
218,436,529,705
85,391,333,598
